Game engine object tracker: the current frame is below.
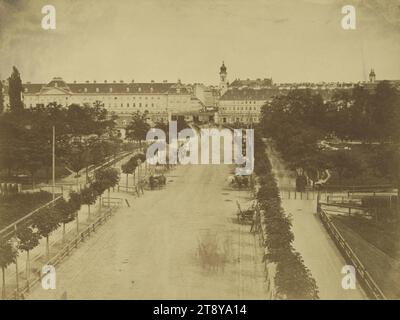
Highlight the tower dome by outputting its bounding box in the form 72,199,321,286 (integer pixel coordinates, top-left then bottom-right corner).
219,61,228,95
220,61,227,74
369,69,376,83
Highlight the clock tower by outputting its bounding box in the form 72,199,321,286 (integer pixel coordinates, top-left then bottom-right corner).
219,61,228,95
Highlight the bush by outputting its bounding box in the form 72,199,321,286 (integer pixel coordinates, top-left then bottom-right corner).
275,248,319,300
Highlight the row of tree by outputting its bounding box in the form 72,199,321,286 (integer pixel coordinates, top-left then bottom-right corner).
121,153,146,188
124,111,190,145
0,167,119,298
0,66,124,187
0,102,121,186
253,131,319,299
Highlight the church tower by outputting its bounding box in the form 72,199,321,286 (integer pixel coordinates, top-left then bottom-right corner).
219,61,228,95
369,68,376,83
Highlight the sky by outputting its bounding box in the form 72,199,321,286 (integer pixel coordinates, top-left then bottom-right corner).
0,0,400,85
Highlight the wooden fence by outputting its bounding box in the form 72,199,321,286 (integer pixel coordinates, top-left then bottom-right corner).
9,207,116,300
317,201,386,300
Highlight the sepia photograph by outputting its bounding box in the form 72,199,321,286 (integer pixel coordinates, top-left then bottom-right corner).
0,0,400,306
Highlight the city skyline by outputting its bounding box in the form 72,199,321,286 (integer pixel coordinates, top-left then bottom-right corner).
1,0,400,84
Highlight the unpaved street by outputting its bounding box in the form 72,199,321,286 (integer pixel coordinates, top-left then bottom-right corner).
28,164,266,299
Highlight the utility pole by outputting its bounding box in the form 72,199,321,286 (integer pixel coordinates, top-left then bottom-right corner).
52,126,55,201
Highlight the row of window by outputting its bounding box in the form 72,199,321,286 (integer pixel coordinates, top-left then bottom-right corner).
83,87,157,93
110,103,157,108
23,95,189,104
220,106,259,111
221,117,260,123
221,100,261,105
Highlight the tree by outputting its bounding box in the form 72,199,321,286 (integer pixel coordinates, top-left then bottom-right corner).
260,90,325,175
68,191,82,233
126,111,150,145
93,168,119,206
121,158,137,188
94,167,120,190
33,207,60,261
80,186,98,221
65,140,88,186
0,80,4,113
372,145,400,208
0,239,17,298
19,127,51,188
55,198,76,242
372,81,400,142
17,226,41,288
328,150,363,184
8,66,24,112
154,121,169,142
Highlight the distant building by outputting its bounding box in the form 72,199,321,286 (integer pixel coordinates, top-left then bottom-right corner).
218,88,279,124
230,78,273,89
193,83,220,108
1,77,198,123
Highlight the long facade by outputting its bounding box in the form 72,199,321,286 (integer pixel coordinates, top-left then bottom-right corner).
1,77,198,124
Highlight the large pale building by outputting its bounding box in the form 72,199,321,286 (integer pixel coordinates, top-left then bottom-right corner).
216,62,278,124
1,77,200,124
218,87,278,124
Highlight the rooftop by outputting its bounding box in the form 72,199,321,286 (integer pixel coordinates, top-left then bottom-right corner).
18,77,190,95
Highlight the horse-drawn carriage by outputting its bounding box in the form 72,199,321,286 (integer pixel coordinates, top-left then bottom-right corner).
236,201,255,224
228,175,250,189
148,174,166,190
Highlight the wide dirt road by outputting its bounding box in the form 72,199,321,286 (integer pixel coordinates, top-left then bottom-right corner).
28,164,266,300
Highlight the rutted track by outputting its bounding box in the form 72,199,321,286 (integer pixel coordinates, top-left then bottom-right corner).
27,164,266,299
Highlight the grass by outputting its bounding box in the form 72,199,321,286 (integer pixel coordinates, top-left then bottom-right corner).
330,215,400,299
0,166,70,187
0,191,53,230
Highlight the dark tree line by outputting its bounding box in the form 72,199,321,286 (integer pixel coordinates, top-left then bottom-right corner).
259,83,400,187
0,102,120,186
253,131,319,299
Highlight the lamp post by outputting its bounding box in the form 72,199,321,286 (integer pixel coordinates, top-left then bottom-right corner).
52,126,55,201
137,159,142,194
